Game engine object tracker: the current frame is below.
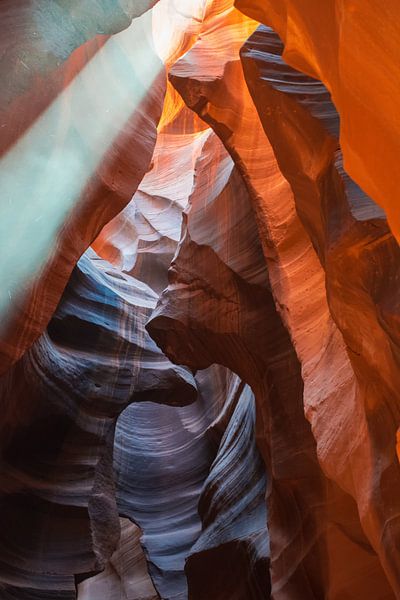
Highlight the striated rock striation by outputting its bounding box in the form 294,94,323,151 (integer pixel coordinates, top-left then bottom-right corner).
0,43,271,597
90,83,269,598
77,518,159,600
112,365,234,599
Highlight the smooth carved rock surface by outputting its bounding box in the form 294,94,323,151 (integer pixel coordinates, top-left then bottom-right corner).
148,131,275,598
113,365,245,600
0,37,269,596
0,0,210,375
77,518,159,600
0,0,241,375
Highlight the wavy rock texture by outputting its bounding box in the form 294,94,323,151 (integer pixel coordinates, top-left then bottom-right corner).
148,83,296,599
147,124,329,597
148,4,398,598
186,384,270,600
92,103,211,295
88,79,268,599
0,7,165,374
112,365,231,600
0,249,196,598
236,0,400,244
241,25,400,596
0,30,270,596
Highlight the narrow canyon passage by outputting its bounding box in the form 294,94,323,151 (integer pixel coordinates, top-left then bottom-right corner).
0,1,399,599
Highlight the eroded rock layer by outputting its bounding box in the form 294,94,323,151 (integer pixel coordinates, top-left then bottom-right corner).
90,88,269,598
77,518,159,600
0,0,208,374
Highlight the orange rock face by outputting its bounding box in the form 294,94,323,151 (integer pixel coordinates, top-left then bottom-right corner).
241,25,400,596
236,0,400,243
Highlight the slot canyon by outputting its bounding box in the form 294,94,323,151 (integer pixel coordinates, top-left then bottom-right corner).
0,1,400,598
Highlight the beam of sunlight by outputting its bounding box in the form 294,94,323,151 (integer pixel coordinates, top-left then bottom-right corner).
0,9,164,332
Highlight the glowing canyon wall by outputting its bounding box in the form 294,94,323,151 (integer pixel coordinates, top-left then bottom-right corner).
0,1,399,599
